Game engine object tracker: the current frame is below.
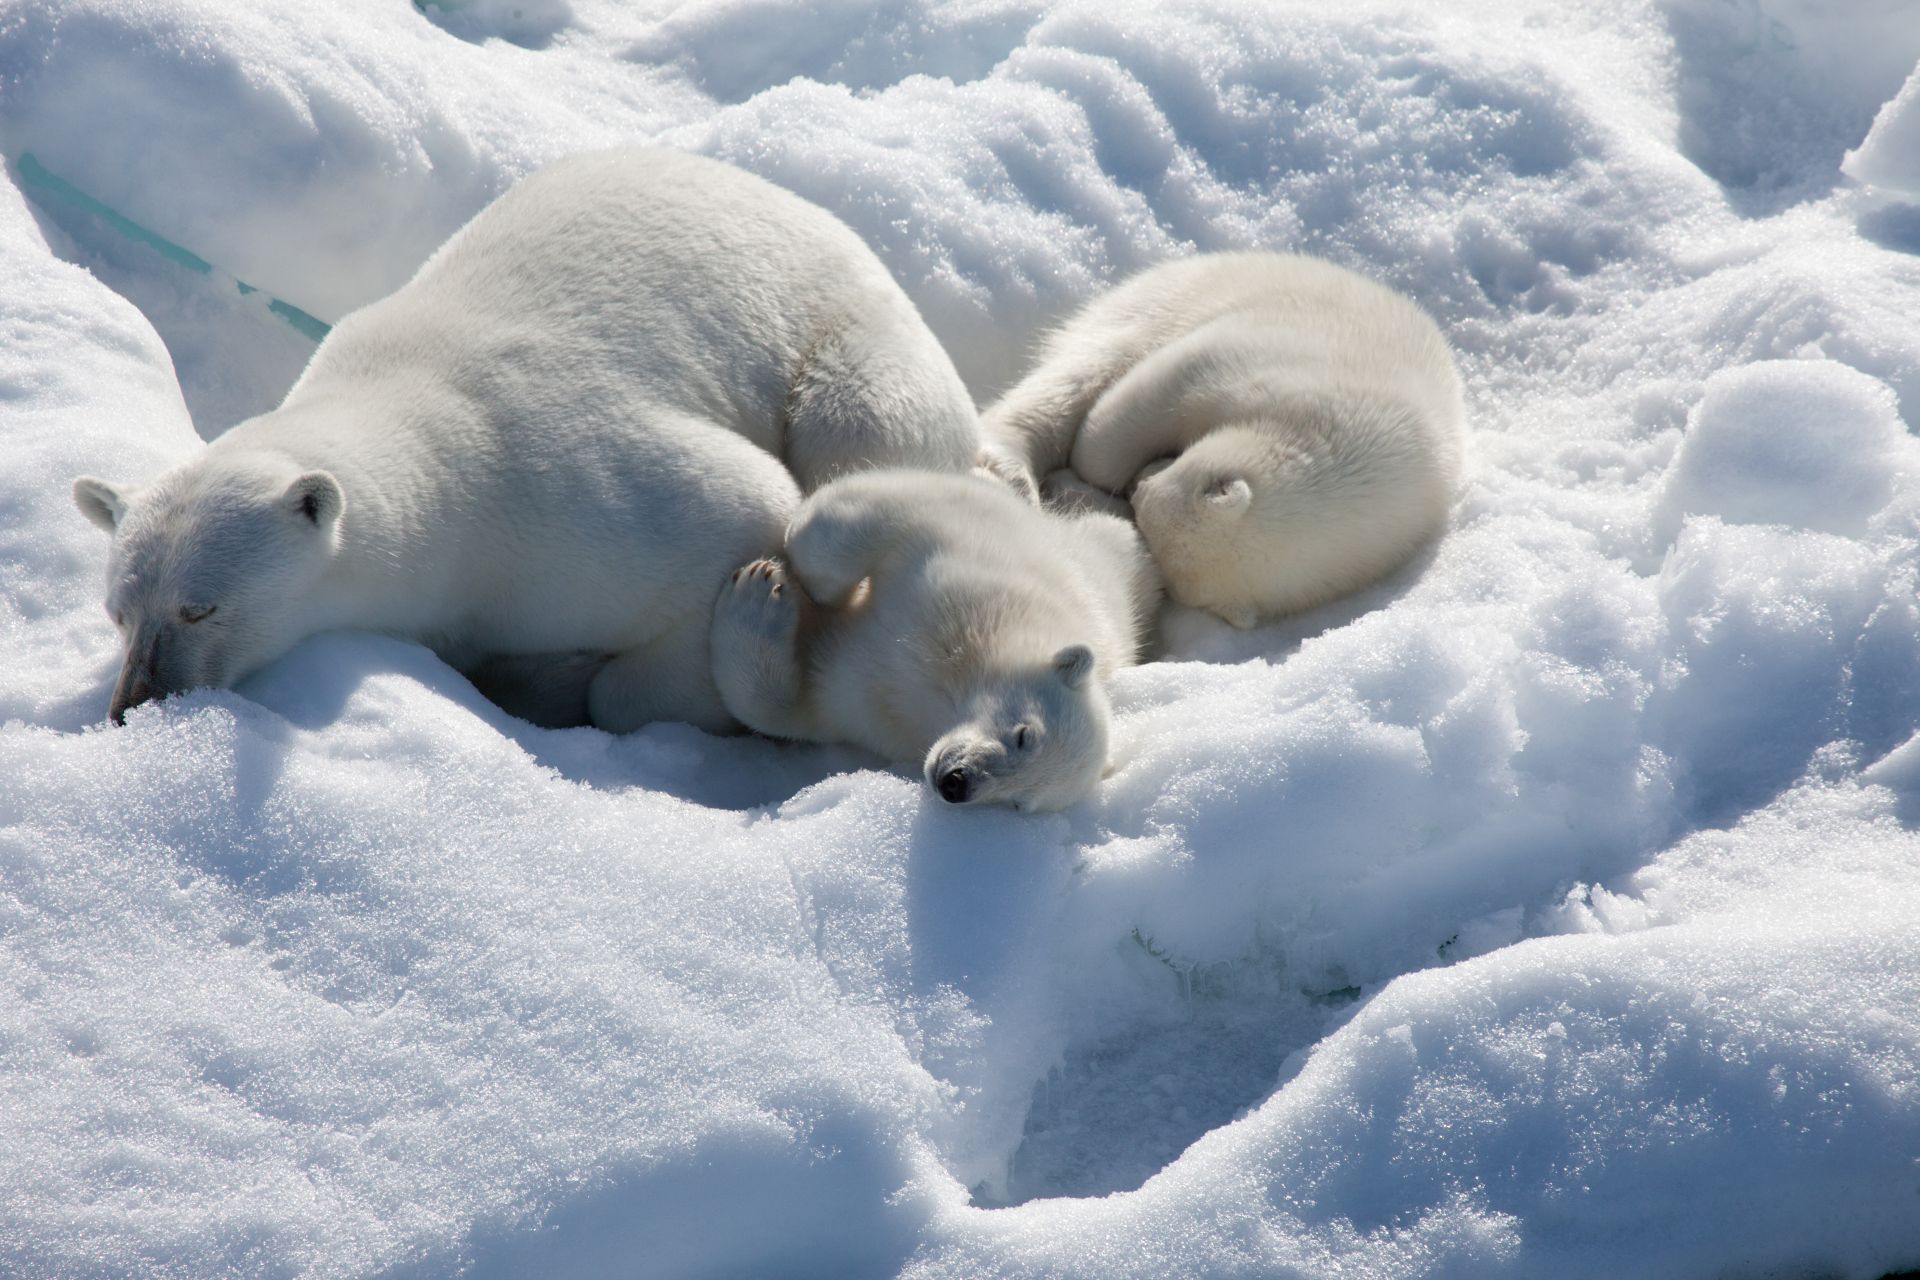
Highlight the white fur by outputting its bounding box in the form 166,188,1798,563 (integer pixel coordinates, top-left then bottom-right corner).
980,252,1466,626
709,471,1161,812
73,146,979,728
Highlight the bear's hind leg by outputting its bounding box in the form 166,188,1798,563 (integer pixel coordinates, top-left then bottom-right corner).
709,558,822,742
982,342,1137,483
1070,316,1276,492
588,614,738,735
466,650,614,728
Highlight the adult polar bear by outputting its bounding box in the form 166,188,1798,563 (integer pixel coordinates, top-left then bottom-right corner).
73,147,978,730
710,471,1161,812
980,252,1466,628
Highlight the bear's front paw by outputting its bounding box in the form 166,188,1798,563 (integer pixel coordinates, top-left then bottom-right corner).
718,557,801,645
712,557,813,735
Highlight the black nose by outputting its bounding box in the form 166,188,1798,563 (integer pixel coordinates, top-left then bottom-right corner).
937,767,972,804
108,657,157,727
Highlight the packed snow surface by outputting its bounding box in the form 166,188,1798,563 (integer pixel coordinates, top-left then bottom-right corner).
5,0,1920,1275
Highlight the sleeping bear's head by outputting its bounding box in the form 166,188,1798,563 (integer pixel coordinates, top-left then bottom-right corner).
923,644,1109,813
1127,428,1269,630
73,453,344,724
1132,400,1451,629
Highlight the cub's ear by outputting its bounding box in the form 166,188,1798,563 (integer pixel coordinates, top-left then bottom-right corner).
73,476,129,533
1052,644,1095,690
1201,476,1252,515
284,471,344,528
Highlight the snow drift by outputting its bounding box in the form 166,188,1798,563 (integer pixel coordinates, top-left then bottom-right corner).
4,0,1920,1276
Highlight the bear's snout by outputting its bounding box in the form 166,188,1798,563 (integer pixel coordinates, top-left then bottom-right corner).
926,741,987,804
108,664,155,726
108,627,166,726
936,766,974,804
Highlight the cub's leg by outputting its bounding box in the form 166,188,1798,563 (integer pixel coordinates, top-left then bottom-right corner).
588,613,737,735
1069,316,1274,493
709,558,823,742
980,345,1134,496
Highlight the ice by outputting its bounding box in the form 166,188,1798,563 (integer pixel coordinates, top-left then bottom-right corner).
4,0,1920,1275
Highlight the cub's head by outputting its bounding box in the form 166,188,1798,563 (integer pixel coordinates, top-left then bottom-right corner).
73,455,344,723
1127,428,1269,630
923,644,1110,813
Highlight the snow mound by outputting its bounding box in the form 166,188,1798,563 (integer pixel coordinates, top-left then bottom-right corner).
911,783,1920,1280
4,0,1920,1276
1662,0,1920,203
1847,62,1920,198
1657,358,1913,536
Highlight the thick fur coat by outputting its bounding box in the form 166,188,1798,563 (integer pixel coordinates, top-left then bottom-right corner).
708,471,1161,811
980,252,1466,627
74,147,979,729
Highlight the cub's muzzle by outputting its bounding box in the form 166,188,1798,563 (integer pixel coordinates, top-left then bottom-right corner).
935,766,975,804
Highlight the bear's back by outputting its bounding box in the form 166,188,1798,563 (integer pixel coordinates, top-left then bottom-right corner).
292,148,920,453
1051,253,1450,391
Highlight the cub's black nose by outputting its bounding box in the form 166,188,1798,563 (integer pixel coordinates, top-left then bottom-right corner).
937,767,972,804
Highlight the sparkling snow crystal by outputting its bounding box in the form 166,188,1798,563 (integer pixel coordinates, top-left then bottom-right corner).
4,0,1920,1276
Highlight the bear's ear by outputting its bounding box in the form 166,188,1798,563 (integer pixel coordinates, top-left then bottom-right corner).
73,476,129,533
284,471,344,529
1201,476,1252,516
1052,644,1095,690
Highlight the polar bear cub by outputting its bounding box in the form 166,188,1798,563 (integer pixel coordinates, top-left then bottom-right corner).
710,471,1161,812
980,252,1466,627
73,147,979,728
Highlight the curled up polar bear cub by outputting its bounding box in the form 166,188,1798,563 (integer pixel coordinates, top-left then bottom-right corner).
709,471,1162,812
980,252,1466,628
72,147,978,729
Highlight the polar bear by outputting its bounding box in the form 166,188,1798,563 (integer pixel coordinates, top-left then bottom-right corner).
72,146,979,728
709,471,1161,812
979,252,1466,627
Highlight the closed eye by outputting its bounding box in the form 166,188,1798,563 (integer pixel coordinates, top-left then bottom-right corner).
1014,725,1032,750
179,604,218,625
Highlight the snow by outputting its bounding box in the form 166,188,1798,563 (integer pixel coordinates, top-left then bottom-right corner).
4,0,1920,1275
1849,62,1920,198
1657,359,1915,537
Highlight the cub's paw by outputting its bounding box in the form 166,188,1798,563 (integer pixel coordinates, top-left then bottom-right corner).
712,557,810,733
716,557,800,646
